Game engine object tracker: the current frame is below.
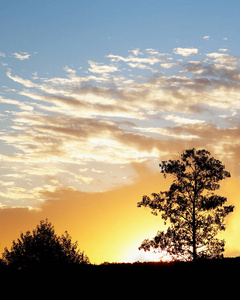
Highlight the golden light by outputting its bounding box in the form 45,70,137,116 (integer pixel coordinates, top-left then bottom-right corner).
126,243,172,263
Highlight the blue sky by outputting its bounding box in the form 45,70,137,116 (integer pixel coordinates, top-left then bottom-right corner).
1,0,239,75
1,0,240,209
1,0,240,61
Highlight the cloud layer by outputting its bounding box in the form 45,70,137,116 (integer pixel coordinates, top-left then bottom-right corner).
1,46,240,208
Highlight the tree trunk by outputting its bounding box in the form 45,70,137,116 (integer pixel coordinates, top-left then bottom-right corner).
192,203,197,261
192,174,197,261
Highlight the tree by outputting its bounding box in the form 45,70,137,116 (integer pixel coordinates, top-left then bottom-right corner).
2,219,90,269
137,149,234,261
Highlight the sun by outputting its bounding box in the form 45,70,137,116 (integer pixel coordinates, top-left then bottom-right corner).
128,247,172,263
140,250,161,262
139,250,172,262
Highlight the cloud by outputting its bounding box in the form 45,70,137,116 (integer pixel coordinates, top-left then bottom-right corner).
160,63,177,69
88,60,119,74
6,71,39,88
127,62,156,71
92,168,105,173
129,48,143,56
134,126,199,140
203,36,210,40
0,52,6,57
163,114,205,125
5,49,240,119
146,48,161,56
106,53,162,66
206,52,237,65
12,52,30,60
2,46,240,209
173,47,198,56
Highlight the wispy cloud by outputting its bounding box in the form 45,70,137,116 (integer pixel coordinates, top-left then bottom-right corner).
129,48,143,56
12,52,30,60
106,52,164,65
173,47,198,56
88,60,119,74
1,46,240,208
163,115,205,125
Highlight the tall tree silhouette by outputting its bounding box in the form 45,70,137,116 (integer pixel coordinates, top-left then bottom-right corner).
138,149,234,261
2,219,90,269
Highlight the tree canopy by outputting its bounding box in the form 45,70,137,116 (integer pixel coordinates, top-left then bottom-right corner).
2,219,90,269
138,148,234,261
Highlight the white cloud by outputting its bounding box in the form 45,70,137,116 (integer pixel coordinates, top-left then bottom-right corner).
6,71,39,88
163,115,205,125
203,36,210,40
63,66,76,75
91,168,105,173
206,52,236,64
146,49,170,57
88,60,119,74
77,175,93,184
0,52,6,57
146,48,160,55
127,62,155,71
173,47,198,57
12,52,30,60
129,48,143,56
106,54,161,65
161,63,176,69
135,126,199,140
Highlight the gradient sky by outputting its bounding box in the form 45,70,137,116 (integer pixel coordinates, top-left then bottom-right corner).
1,0,240,263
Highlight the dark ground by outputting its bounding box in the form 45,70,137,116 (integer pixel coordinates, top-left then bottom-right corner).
1,258,239,295
1,257,239,279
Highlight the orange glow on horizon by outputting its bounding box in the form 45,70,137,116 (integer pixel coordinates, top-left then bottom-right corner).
0,164,239,264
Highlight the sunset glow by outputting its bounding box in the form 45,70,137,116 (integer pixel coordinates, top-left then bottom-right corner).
1,0,240,264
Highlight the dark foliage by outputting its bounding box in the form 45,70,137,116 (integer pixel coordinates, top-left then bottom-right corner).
138,148,234,261
2,219,90,269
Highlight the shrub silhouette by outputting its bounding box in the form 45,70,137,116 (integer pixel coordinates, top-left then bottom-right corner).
138,148,234,261
2,219,90,269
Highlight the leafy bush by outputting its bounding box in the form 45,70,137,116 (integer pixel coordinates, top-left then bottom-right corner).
2,219,90,269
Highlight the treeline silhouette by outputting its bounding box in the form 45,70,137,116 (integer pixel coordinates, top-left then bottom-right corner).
0,220,239,297
1,219,240,278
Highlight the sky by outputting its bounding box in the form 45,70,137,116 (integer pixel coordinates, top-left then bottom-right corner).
1,0,240,264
